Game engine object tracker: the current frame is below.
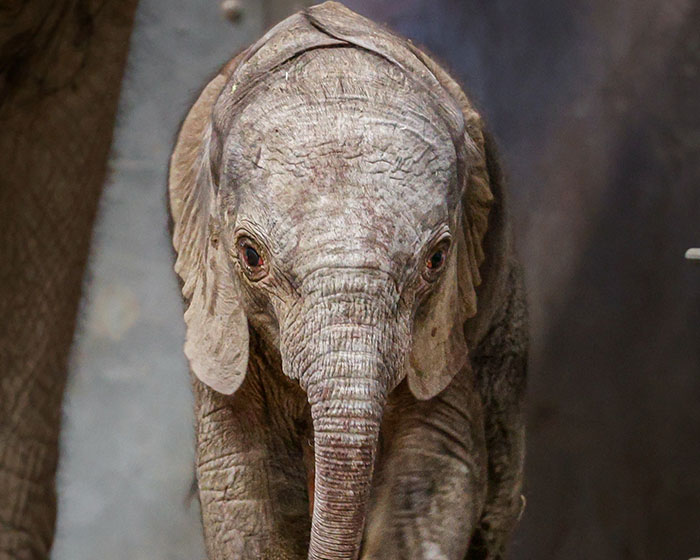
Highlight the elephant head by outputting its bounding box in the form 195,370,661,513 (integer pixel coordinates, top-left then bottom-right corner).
169,3,501,559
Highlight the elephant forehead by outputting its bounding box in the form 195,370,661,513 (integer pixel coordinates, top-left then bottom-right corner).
228,107,456,272
221,51,458,269
245,107,454,213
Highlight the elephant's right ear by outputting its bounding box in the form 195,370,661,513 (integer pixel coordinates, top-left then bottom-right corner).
168,72,249,395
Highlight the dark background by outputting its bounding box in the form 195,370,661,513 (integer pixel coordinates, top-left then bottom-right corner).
341,1,700,558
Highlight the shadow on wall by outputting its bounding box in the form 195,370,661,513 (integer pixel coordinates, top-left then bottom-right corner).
343,1,700,559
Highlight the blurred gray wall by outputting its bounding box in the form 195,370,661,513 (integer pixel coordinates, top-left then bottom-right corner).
54,1,700,559
52,1,264,558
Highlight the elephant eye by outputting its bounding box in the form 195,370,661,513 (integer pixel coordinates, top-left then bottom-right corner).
237,238,267,279
244,246,261,267
422,237,450,281
427,249,445,270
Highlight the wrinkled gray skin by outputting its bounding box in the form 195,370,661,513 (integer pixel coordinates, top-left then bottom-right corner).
169,3,527,559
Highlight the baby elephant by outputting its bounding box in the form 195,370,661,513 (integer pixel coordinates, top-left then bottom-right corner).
169,2,527,559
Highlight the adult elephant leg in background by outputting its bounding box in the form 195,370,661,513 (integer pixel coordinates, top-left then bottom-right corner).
0,2,138,557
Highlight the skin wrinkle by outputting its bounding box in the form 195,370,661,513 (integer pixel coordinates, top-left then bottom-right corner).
221,50,456,262
218,46,445,129
227,100,450,161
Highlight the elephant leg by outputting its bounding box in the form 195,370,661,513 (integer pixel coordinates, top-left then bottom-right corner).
467,268,528,560
465,416,524,560
361,373,489,560
193,361,311,560
0,2,137,558
465,398,525,560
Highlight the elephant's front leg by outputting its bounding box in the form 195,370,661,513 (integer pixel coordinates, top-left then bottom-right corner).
362,373,488,560
193,378,310,560
468,269,528,560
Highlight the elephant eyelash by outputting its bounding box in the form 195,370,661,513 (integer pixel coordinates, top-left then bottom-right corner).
236,237,269,281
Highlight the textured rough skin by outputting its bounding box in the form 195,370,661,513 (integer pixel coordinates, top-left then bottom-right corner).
169,3,527,559
467,265,527,560
0,2,138,558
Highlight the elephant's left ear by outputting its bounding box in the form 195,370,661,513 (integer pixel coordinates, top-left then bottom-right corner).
406,50,497,401
408,229,471,400
168,65,249,396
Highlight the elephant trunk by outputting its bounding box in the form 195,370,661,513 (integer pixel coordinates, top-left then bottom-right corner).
306,369,385,560
283,272,402,559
